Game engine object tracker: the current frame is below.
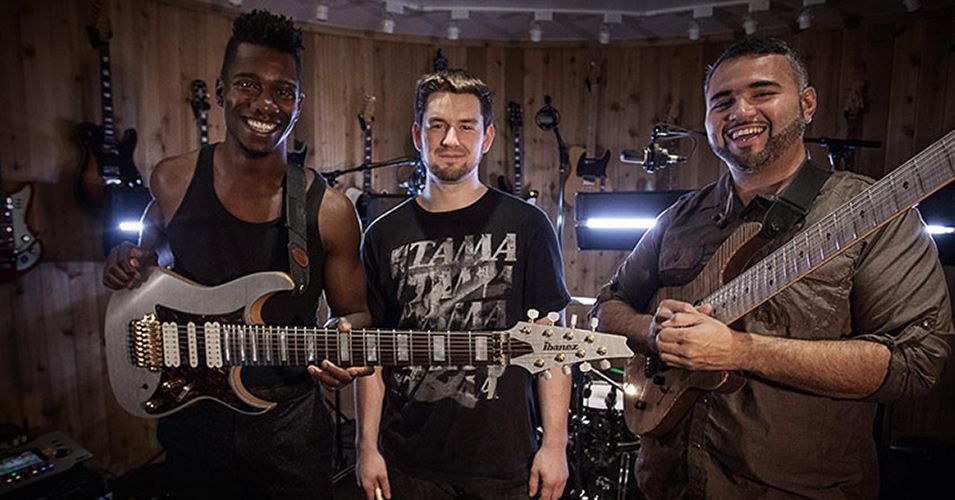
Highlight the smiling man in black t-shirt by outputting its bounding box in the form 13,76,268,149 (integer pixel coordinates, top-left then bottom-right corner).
355,69,571,500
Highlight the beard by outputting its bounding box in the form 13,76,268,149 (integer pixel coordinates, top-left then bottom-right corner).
425,153,479,182
712,112,807,174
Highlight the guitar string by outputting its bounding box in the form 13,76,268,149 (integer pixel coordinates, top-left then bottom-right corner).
705,133,954,321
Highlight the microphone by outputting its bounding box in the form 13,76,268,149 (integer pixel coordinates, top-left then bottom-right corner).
619,143,688,172
536,95,560,131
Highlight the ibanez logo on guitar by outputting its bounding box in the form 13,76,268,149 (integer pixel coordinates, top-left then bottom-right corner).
624,129,955,437
106,268,632,418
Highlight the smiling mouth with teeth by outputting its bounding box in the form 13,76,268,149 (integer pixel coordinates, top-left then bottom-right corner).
728,125,767,141
246,118,278,134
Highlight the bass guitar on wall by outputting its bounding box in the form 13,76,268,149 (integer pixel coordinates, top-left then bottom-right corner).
497,101,539,205
75,0,142,207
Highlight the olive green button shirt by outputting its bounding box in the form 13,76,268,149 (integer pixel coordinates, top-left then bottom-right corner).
594,168,953,500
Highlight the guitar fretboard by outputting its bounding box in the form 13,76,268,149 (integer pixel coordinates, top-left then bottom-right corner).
97,45,120,177
512,121,524,197
133,322,528,370
706,130,955,324
197,110,209,146
362,124,373,192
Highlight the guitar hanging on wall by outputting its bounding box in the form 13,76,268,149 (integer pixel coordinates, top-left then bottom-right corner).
1,163,42,284
497,102,539,205
75,0,142,208
188,79,210,148
564,61,612,207
624,129,955,438
346,95,376,207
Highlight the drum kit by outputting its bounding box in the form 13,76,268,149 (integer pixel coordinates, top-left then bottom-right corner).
567,368,642,500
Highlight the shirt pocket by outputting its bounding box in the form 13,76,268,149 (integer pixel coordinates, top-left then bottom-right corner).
658,228,705,287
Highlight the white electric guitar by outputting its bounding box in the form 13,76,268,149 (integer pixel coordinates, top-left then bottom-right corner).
106,268,632,418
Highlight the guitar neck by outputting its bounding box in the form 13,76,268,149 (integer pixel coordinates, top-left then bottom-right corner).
98,44,118,153
197,110,209,147
706,130,955,325
512,127,523,196
149,323,519,369
362,125,373,192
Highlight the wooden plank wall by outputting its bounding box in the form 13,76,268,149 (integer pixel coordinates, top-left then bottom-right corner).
0,0,953,476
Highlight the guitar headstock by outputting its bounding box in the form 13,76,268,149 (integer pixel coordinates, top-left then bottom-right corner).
507,101,523,130
359,95,377,131
189,80,210,117
88,0,113,49
585,60,603,92
504,311,633,375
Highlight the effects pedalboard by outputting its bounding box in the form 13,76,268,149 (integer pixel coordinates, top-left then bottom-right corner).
0,431,93,494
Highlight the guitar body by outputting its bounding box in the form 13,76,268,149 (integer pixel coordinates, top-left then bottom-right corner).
564,147,612,207
107,269,633,419
624,222,763,437
105,268,294,418
75,122,140,207
1,183,43,283
74,122,108,207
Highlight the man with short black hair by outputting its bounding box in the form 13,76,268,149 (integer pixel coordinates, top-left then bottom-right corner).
103,9,371,498
593,38,952,499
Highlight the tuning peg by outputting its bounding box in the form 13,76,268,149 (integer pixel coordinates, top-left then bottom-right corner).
562,365,572,376
540,370,553,380
579,361,592,372
546,311,560,325
527,309,540,322
590,317,599,331
599,359,611,370
570,314,578,329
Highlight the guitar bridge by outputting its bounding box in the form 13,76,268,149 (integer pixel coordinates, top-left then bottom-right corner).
130,313,163,371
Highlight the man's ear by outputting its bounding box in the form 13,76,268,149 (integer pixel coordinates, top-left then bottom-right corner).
801,85,817,124
411,122,423,152
481,123,496,154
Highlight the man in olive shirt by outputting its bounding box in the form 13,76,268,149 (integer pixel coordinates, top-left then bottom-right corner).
593,38,952,499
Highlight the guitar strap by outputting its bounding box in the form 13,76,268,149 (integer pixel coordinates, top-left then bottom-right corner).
285,161,309,295
760,160,832,239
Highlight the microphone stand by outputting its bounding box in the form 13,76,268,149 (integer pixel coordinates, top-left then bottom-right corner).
803,136,882,171
553,126,570,247
320,156,419,187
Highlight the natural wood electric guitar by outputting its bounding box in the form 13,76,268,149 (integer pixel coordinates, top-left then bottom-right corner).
624,128,955,437
106,268,633,418
564,61,612,207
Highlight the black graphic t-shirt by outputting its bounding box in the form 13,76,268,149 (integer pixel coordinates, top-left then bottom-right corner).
362,188,570,491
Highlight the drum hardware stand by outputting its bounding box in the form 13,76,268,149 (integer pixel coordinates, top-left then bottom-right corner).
320,156,419,187
536,95,569,245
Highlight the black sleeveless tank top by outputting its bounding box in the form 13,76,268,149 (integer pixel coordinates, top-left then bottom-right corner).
165,144,327,389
